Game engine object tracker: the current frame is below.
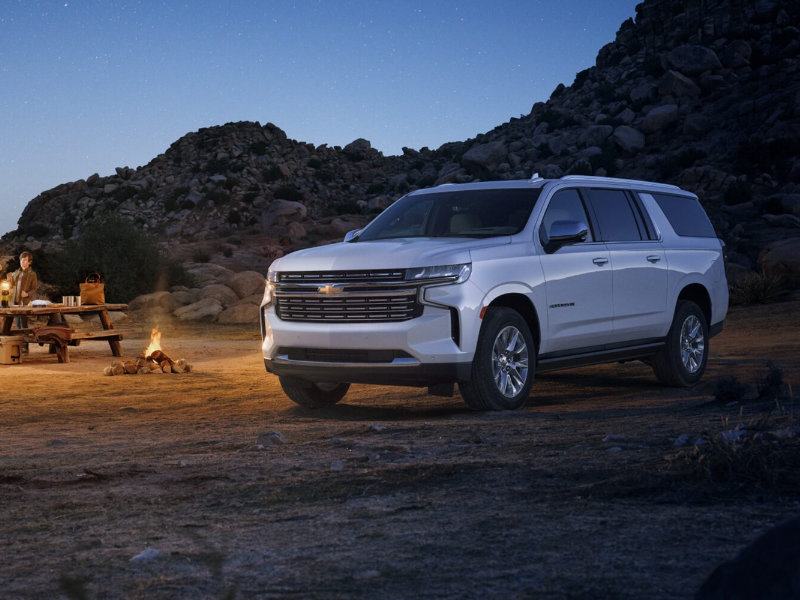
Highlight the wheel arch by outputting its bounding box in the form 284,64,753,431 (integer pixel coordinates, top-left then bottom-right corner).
677,283,711,325
486,293,541,353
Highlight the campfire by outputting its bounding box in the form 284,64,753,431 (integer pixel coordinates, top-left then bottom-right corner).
103,326,192,376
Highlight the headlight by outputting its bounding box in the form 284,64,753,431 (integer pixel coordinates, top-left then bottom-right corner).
262,270,278,307
405,263,471,284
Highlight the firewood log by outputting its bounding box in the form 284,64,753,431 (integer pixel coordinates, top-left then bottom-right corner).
149,350,174,365
124,363,137,374
112,364,125,376
103,366,114,376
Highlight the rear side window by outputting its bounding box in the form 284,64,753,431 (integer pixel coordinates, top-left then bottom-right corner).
586,188,643,241
651,193,716,238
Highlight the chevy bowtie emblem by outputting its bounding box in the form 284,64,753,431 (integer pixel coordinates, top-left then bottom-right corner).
318,284,343,295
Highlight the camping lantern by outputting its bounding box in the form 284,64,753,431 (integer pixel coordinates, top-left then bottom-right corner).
0,281,9,307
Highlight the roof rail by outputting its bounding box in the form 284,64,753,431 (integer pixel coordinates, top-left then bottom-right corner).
559,175,680,190
529,172,542,182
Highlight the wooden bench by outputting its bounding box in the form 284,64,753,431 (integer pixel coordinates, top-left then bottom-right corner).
29,326,134,363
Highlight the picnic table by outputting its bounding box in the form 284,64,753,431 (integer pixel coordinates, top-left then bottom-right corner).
0,303,129,363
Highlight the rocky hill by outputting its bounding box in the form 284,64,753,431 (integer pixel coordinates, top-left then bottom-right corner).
3,0,799,309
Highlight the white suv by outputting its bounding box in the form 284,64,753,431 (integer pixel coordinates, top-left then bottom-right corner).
260,175,728,410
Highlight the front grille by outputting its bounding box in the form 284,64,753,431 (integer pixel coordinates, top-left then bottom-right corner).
276,292,420,322
274,270,421,323
280,270,405,283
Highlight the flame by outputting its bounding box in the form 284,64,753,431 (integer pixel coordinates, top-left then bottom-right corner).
144,326,162,357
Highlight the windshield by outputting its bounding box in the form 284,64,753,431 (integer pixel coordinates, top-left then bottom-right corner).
355,188,541,241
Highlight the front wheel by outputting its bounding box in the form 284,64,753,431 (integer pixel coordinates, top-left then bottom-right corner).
459,307,535,410
279,377,350,408
652,300,709,387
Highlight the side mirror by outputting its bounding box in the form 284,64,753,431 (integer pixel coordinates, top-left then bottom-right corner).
542,220,588,253
344,229,362,243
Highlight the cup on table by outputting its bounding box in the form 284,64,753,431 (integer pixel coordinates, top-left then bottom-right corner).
75,296,81,307
62,296,71,306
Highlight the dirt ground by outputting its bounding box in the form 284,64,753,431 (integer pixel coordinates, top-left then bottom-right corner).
1,299,799,599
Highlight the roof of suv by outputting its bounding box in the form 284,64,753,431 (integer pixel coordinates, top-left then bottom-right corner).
412,175,684,195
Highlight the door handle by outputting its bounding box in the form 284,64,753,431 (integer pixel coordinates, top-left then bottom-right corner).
592,257,608,266
646,255,661,263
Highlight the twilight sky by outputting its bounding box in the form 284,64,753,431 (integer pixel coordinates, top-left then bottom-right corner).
0,0,639,237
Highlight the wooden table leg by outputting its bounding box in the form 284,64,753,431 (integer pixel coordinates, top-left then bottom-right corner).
108,339,122,356
1,316,13,335
54,340,69,363
97,310,123,356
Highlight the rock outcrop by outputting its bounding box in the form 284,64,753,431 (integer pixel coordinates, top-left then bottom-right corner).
2,0,799,320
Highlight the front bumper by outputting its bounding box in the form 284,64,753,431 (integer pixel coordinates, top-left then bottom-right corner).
261,302,476,386
264,356,470,386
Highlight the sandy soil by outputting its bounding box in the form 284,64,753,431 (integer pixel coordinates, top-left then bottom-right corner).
1,300,799,599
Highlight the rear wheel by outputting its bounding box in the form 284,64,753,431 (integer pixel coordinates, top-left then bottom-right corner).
652,300,708,387
459,307,535,410
279,377,350,408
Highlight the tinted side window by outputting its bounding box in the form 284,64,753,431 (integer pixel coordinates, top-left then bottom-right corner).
651,192,716,237
541,189,593,242
586,189,642,241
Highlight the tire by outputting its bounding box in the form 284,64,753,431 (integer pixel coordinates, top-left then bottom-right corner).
279,377,350,408
459,307,535,410
652,300,709,387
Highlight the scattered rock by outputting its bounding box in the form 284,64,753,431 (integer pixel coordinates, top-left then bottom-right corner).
130,548,164,563
673,433,691,447
257,431,286,446
696,516,800,600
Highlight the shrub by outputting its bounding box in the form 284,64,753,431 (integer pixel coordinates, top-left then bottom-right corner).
262,165,284,183
756,362,785,401
35,214,190,302
712,375,749,404
729,270,787,305
249,141,268,156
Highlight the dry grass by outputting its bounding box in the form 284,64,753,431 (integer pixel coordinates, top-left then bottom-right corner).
1,300,800,599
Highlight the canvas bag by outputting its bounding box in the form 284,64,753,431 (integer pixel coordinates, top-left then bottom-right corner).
79,273,105,304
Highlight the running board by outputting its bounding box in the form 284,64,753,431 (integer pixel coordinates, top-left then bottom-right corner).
537,341,664,373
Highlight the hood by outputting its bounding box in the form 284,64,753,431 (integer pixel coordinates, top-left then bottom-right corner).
269,237,511,273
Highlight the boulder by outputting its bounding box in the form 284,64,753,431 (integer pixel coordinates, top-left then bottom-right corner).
199,284,240,307
721,40,752,69
757,237,800,286
263,199,307,226
683,114,711,137
779,193,800,216
696,516,800,600
128,291,182,314
287,221,307,240
184,263,235,286
461,141,507,171
641,104,679,133
237,293,263,306
662,44,722,75
173,297,224,321
612,126,645,153
659,70,701,100
217,303,260,324
578,125,613,148
629,81,657,103
227,271,265,299
170,289,200,305
343,138,377,159
327,217,361,238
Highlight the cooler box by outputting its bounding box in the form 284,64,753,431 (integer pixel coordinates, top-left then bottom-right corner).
0,336,24,364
